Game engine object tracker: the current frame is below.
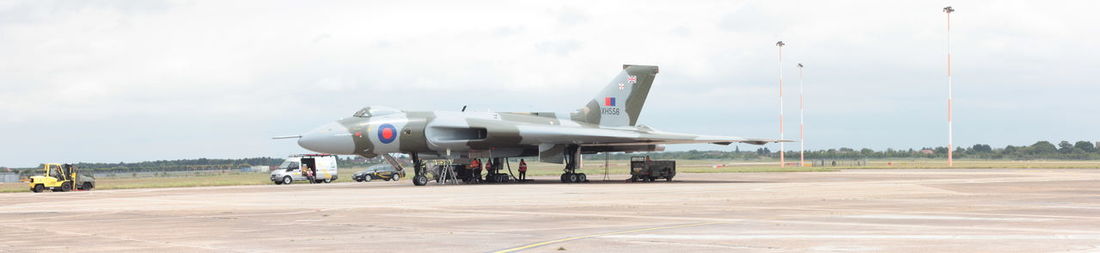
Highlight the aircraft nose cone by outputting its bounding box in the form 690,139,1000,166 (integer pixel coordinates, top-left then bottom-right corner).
298,122,355,154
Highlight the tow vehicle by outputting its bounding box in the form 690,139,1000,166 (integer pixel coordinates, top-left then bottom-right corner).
28,163,95,192
629,156,676,182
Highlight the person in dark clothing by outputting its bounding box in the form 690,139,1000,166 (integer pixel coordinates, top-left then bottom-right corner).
484,159,494,181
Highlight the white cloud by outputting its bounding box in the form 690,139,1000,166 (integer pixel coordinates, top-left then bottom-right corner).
0,0,1098,166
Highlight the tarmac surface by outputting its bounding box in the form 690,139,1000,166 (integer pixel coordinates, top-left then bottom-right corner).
2,169,1100,252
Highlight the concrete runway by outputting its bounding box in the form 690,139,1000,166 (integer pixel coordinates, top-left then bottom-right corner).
3,169,1100,252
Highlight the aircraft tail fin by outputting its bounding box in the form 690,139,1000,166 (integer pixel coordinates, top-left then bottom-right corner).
571,64,658,127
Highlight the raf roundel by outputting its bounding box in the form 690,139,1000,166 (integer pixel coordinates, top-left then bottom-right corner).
377,123,398,144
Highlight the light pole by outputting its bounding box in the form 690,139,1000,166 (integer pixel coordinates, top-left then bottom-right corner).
776,41,786,167
943,6,955,167
798,63,804,167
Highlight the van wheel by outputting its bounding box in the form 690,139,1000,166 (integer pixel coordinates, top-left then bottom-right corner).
282,176,293,185
392,175,400,181
323,178,332,183
32,184,44,193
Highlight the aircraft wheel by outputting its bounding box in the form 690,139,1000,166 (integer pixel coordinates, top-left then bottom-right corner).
282,176,293,185
32,184,44,193
61,182,72,192
413,175,428,186
568,173,579,183
560,174,569,183
578,173,587,182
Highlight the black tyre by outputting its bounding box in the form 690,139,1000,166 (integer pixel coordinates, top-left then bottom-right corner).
630,176,638,182
82,182,93,190
364,176,372,182
568,173,579,183
274,180,283,185
391,174,400,181
578,173,587,182
32,184,44,193
323,178,332,183
560,174,569,183
61,182,72,192
413,175,428,186
666,176,673,182
282,176,293,185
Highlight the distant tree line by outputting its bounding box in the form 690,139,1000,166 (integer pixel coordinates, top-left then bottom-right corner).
589,140,1100,161
9,156,394,177
7,140,1098,176
13,157,286,177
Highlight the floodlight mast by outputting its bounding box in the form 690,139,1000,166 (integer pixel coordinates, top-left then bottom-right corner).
944,6,955,167
798,63,805,167
776,41,786,167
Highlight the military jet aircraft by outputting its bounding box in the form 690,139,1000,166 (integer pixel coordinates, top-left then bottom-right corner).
283,65,787,186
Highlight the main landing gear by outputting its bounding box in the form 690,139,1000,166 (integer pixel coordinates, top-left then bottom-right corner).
560,145,587,183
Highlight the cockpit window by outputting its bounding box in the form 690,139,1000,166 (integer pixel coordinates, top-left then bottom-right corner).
353,108,371,117
352,106,400,118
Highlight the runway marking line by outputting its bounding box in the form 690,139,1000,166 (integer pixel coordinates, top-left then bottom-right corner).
492,221,722,253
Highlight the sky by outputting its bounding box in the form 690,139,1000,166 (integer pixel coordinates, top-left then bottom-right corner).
1,0,1098,167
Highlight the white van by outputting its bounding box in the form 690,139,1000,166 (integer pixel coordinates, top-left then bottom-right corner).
270,154,339,184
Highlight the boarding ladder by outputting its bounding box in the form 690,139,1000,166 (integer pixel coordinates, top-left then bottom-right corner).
435,160,459,184
381,154,407,173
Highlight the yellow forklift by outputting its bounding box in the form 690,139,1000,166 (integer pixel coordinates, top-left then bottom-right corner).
28,163,95,193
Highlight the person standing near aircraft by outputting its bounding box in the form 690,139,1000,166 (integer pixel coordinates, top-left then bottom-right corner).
469,159,482,183
485,159,494,179
518,159,528,181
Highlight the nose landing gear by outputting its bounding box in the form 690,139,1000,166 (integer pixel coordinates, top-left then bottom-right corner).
411,153,428,186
